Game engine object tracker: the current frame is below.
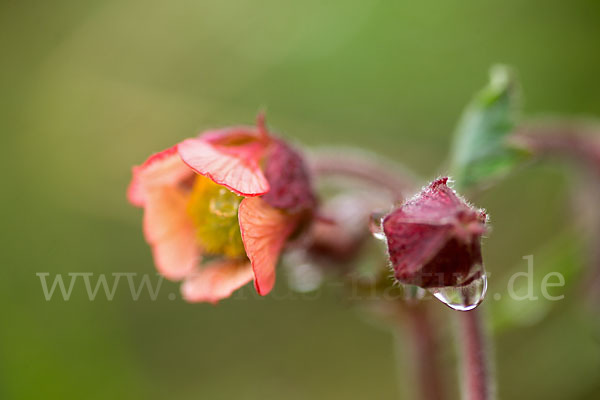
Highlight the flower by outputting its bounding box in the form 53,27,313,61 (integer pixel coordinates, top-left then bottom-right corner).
127,115,316,303
380,177,487,288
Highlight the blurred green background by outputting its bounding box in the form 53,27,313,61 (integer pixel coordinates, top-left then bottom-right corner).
2,0,600,399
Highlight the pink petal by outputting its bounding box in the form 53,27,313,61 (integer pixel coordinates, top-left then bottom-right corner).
143,186,200,280
181,260,254,304
177,132,270,197
200,126,264,146
238,197,298,295
127,146,193,207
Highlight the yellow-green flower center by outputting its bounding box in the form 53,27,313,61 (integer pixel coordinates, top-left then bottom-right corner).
187,176,246,258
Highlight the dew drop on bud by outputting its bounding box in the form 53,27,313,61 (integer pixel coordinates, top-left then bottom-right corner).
209,188,240,217
427,268,488,311
369,211,387,241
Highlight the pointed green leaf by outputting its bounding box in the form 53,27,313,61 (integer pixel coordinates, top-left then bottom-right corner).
450,66,530,189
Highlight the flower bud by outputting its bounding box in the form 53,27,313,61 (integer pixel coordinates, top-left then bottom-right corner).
382,177,487,288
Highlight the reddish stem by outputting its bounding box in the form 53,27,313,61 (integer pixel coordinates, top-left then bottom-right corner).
403,304,446,400
310,151,415,201
513,122,600,303
513,123,600,177
459,309,492,400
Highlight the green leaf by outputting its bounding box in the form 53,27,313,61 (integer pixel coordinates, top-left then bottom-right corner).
450,65,530,189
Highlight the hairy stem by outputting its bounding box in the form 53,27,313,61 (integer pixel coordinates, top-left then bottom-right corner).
458,309,492,400
513,122,600,177
310,150,416,201
513,121,600,303
401,304,446,400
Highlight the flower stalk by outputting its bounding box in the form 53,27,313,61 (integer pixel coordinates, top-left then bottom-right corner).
513,122,600,175
513,121,600,304
458,309,492,400
310,150,415,200
402,303,446,400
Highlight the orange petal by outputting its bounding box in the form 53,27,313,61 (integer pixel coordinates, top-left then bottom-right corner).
238,197,298,295
178,137,270,197
181,260,254,304
143,186,200,280
128,146,193,207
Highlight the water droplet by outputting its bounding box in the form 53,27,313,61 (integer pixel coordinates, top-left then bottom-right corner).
428,271,487,311
209,188,239,217
369,211,387,240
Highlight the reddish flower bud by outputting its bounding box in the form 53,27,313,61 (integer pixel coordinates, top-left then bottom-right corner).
381,177,487,289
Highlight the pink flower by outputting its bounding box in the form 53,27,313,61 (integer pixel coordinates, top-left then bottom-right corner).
381,177,487,288
128,116,316,303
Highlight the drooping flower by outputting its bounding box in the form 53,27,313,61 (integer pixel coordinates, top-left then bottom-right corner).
127,115,316,303
380,177,487,288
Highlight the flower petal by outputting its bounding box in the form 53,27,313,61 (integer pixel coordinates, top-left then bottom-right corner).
143,186,200,280
127,146,193,207
178,134,269,196
238,197,298,295
181,260,254,304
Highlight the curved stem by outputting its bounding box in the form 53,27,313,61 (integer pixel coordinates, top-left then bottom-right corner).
513,121,600,304
310,150,417,201
458,309,492,400
513,122,600,176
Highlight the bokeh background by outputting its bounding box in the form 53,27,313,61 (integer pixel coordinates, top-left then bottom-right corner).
2,0,600,399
